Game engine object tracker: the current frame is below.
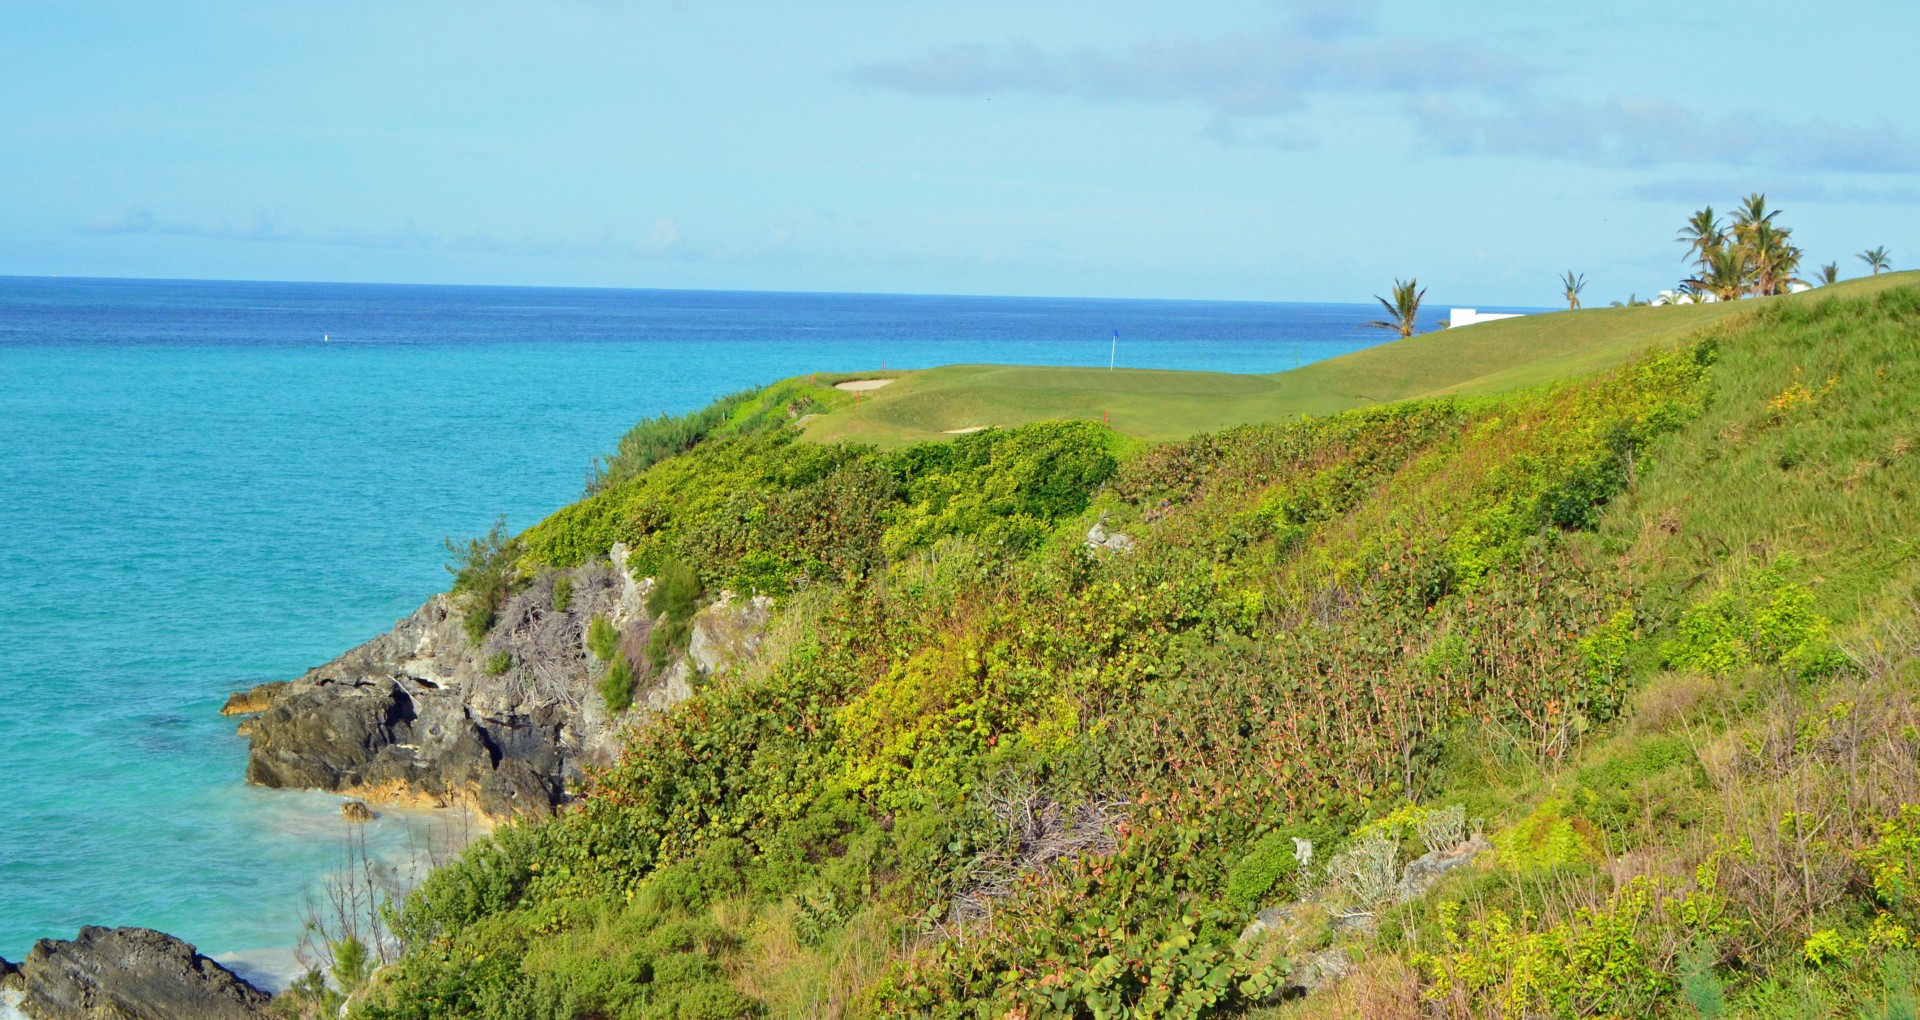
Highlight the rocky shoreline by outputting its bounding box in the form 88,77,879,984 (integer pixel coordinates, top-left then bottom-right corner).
3,546,778,1017
224,543,775,820
0,928,272,1019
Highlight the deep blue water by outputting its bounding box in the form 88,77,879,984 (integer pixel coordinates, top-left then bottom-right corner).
0,275,1479,970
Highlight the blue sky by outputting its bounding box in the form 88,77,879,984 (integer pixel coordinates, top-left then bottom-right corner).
4,0,1916,304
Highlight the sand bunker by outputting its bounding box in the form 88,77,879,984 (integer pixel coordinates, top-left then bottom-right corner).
941,425,992,434
834,378,894,392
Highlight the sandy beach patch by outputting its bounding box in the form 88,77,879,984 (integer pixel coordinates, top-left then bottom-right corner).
834,378,894,392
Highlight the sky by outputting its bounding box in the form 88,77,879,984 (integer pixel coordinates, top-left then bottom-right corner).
4,0,1917,305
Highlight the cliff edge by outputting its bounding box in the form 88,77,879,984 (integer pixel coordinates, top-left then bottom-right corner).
223,545,773,819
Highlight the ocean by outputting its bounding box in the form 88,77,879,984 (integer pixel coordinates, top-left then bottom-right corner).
0,275,1468,977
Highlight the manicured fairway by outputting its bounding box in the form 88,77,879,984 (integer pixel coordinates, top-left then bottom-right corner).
799,271,1918,447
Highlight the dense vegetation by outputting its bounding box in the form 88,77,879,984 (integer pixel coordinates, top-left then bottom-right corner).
356,285,1920,1019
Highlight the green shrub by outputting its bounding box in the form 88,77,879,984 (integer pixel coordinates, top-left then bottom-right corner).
1418,878,1689,1019
549,574,573,613
587,387,761,494
883,420,1120,553
646,559,702,621
331,937,374,997
1677,946,1727,1019
445,516,525,645
1493,798,1599,871
1573,734,1707,842
646,621,689,673
1225,823,1339,909
1861,804,1920,927
1662,563,1847,680
585,615,620,662
599,656,635,713
482,651,512,676
643,559,702,671
390,823,543,945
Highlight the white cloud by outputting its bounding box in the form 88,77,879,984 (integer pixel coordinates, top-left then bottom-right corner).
852,29,1535,118
1409,97,1920,174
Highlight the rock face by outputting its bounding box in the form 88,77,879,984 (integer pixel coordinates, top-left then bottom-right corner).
689,591,775,677
225,549,778,819
1238,831,1493,1002
1084,514,1136,554
1396,833,1492,902
2,926,270,1019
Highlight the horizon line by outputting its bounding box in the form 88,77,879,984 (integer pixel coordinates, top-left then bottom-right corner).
0,271,1547,314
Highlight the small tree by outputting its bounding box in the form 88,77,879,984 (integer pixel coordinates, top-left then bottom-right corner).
1815,262,1839,286
1561,271,1586,310
444,516,523,645
1364,278,1427,339
598,655,636,712
1859,246,1893,275
644,559,704,671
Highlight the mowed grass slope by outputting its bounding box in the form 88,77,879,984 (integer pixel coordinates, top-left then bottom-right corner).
799,270,1919,447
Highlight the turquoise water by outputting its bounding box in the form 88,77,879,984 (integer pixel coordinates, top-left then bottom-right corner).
0,276,1463,966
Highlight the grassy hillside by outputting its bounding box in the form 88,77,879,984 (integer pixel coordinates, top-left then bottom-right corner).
341,282,1919,1020
800,271,1919,447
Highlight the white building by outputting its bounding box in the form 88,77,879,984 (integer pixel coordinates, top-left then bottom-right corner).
1449,308,1525,328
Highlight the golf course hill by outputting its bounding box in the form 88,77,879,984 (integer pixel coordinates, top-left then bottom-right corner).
300,271,1920,1019
798,269,1918,446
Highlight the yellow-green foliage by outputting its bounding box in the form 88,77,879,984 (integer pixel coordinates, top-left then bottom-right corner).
589,377,846,494
881,419,1120,554
835,636,1004,804
362,286,1920,1020
1492,798,1599,872
1661,561,1847,679
1863,804,1920,927
1418,876,1702,1019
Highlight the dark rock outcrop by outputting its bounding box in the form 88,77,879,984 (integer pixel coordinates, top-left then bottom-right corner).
225,547,778,819
4,926,270,1019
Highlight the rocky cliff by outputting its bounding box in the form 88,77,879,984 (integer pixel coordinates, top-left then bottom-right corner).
224,545,775,820
0,927,272,1019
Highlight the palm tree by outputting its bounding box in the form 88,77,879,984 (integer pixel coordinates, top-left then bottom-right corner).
1730,193,1779,249
1815,262,1839,286
1747,220,1804,296
1859,246,1893,275
1676,207,1723,275
1689,245,1753,302
1365,278,1426,339
1561,271,1587,310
